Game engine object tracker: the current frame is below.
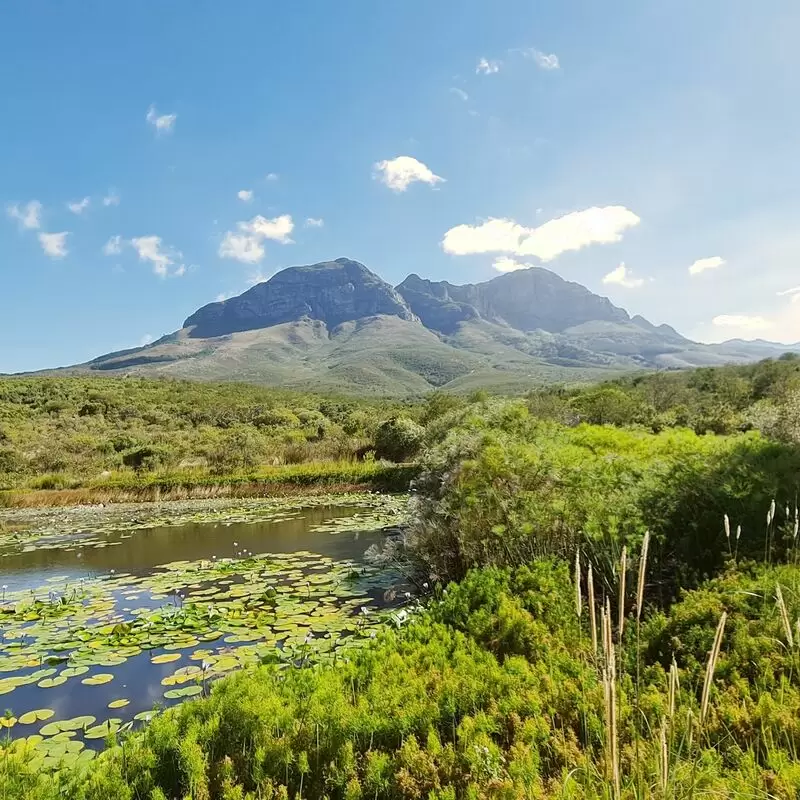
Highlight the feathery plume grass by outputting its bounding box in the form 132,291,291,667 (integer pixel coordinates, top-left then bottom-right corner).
574,549,582,619
588,563,598,655
636,531,650,621
668,656,679,719
700,612,727,724
776,583,794,648
617,546,627,643
659,721,669,792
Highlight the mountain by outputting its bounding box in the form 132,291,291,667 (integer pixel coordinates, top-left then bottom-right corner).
45,258,799,396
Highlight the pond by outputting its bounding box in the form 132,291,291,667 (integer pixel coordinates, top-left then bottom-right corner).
0,494,409,770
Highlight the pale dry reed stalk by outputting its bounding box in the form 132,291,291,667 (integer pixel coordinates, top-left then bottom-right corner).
575,550,582,619
776,583,794,648
668,657,679,720
659,721,669,792
587,563,598,655
601,598,620,800
699,612,727,724
618,546,627,644
636,532,650,621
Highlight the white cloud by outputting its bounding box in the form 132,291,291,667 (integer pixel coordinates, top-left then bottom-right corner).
492,256,535,273
777,286,800,298
139,334,154,347
103,235,123,256
476,58,500,75
103,190,120,207
265,172,279,182
712,314,773,332
237,189,254,203
247,270,270,286
130,235,184,277
7,200,42,230
67,197,90,215
602,262,645,289
305,217,324,228
38,231,69,259
218,214,295,264
146,105,177,134
449,87,469,101
442,206,641,262
525,49,560,70
374,156,445,192
688,256,725,276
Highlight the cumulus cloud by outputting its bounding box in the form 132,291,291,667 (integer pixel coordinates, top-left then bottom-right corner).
442,206,641,262
265,172,279,182
7,200,42,230
218,214,295,264
450,87,469,101
146,105,177,134
492,256,535,273
374,156,445,192
130,235,185,277
38,231,69,258
102,190,120,207
237,189,254,203
524,49,560,70
304,217,324,228
476,57,500,75
689,256,725,276
103,235,123,256
602,262,645,289
67,197,90,215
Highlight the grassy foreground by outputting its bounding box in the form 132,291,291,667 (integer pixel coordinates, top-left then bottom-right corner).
2,559,799,798
0,462,419,508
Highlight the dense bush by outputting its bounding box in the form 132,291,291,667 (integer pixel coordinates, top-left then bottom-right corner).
407,400,800,596
4,560,800,798
374,417,425,462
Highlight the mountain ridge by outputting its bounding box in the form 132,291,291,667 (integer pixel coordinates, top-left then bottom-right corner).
31,258,800,396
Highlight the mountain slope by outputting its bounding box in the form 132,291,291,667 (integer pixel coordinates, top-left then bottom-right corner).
48,258,799,396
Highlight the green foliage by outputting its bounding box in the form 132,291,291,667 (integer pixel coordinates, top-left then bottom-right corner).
409,400,800,595
0,377,419,491
4,562,800,798
374,417,425,462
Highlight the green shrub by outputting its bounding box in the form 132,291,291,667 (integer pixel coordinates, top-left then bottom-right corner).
374,417,425,462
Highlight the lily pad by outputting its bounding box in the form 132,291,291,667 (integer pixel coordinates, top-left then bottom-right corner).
150,653,181,665
164,685,203,699
108,699,129,709
81,673,114,686
18,709,54,725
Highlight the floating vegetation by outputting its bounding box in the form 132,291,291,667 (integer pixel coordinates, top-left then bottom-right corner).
0,496,409,771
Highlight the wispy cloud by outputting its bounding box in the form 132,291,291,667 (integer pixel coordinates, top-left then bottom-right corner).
449,87,469,101
712,314,773,332
523,48,560,70
67,197,90,215
776,286,800,299
102,235,123,256
237,189,254,203
304,217,324,228
139,334,154,347
265,172,279,182
443,206,641,262
476,57,500,75
218,214,295,264
130,235,185,277
38,231,69,259
146,105,177,134
102,190,120,207
6,200,42,230
374,156,445,192
689,256,725,276
602,262,645,288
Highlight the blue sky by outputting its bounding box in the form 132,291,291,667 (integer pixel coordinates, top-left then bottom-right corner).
3,0,800,373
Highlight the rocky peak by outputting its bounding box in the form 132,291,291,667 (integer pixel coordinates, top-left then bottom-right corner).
184,258,418,338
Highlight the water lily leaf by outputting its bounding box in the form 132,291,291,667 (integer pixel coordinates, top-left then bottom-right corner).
81,673,114,686
150,653,181,665
107,699,129,709
164,685,203,699
133,710,158,722
38,676,67,689
0,716,17,728
18,709,54,724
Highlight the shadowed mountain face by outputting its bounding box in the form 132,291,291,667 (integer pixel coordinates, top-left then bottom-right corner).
46,258,798,396
185,258,417,338
396,270,633,334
